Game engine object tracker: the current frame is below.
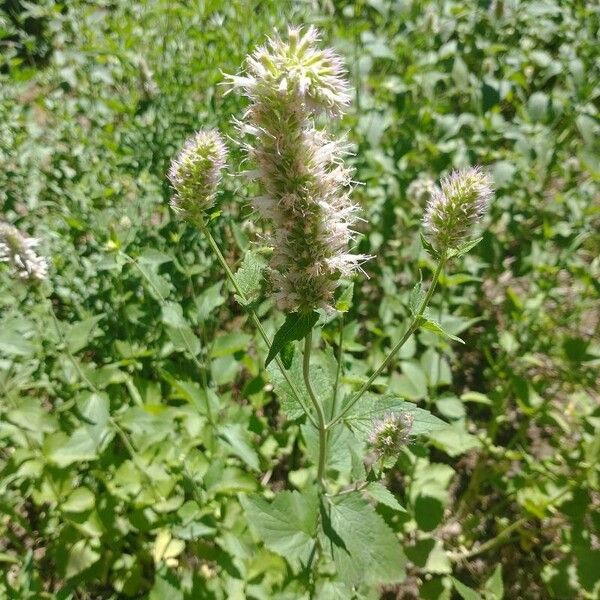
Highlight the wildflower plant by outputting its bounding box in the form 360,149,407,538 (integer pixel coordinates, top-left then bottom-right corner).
0,222,48,283
167,26,494,594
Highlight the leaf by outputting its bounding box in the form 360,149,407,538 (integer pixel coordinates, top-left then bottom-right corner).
419,316,465,344
162,302,200,355
364,482,407,513
66,315,104,354
408,278,425,316
335,282,354,312
234,250,267,304
240,489,319,568
265,311,319,366
44,429,98,467
344,393,446,441
322,493,406,586
66,540,100,579
427,425,482,457
484,565,504,599
453,578,483,600
447,237,483,259
420,232,440,259
61,487,95,513
266,352,308,420
195,281,225,321
391,361,428,400
219,424,260,471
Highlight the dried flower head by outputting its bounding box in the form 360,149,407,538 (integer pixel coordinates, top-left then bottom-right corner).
0,222,48,282
228,27,368,312
368,412,414,459
168,129,227,222
423,167,494,251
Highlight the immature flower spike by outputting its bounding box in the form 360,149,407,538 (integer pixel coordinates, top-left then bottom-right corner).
0,222,48,282
168,129,227,221
423,167,494,251
368,412,414,459
229,27,368,312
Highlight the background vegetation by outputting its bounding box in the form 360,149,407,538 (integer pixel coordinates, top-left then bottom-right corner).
1,0,599,598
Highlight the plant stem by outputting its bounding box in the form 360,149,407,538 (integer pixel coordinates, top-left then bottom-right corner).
329,255,446,428
196,218,317,428
303,331,328,488
331,313,344,420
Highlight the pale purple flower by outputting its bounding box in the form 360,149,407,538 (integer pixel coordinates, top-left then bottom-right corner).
0,222,48,282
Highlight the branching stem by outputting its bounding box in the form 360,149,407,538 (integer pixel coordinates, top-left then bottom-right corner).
328,254,446,428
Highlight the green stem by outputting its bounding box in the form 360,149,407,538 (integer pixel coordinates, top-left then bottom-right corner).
329,255,446,428
196,218,317,428
303,331,328,487
331,313,344,420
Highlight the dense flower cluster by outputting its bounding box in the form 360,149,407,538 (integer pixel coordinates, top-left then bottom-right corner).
423,167,493,251
368,412,414,458
228,26,367,312
0,222,48,282
168,129,227,222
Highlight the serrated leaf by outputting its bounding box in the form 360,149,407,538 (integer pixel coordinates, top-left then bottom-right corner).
265,311,319,366
364,482,407,513
61,487,95,513
408,278,425,316
420,232,440,259
240,489,319,568
322,493,406,585
419,316,465,344
447,237,483,259
335,282,354,312
234,250,267,303
219,424,260,471
344,393,446,441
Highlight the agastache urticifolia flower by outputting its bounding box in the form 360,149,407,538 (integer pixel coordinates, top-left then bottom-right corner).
168,129,227,223
368,412,414,459
0,222,48,282
423,167,494,252
227,26,368,312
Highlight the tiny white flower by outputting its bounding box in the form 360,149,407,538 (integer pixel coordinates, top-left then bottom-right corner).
0,222,48,283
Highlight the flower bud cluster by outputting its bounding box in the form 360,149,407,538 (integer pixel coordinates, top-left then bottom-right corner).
168,129,227,223
0,222,48,282
368,412,414,459
228,26,367,312
423,167,493,251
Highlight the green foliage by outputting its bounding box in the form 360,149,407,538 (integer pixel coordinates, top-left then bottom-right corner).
1,0,599,598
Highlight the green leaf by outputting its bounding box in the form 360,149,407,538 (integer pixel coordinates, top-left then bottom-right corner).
265,311,319,366
195,281,225,321
234,250,267,304
61,487,95,513
453,577,483,600
335,282,354,312
408,278,425,316
162,302,200,355
427,425,482,457
240,489,319,568
391,361,428,400
44,429,98,467
420,232,440,259
65,539,100,579
219,424,260,471
419,315,465,344
364,482,407,513
484,565,504,599
322,493,406,586
66,315,104,354
344,393,446,440
447,237,483,259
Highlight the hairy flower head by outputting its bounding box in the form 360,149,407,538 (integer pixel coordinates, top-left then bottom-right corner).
0,222,48,282
368,412,414,459
229,27,368,312
423,167,493,251
228,26,351,117
168,129,227,221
